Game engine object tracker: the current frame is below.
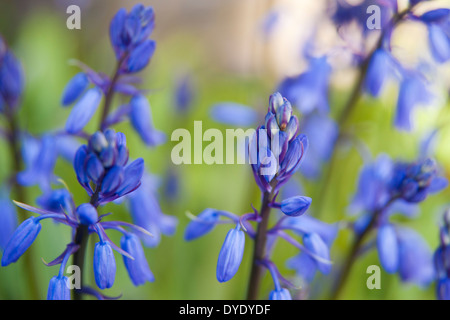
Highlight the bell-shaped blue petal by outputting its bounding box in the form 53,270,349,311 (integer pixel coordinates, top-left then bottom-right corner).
269,288,292,300
65,87,102,134
216,226,245,282
303,232,331,275
281,196,312,217
61,72,89,106
184,209,220,241
121,234,154,286
129,94,166,146
94,241,116,289
0,50,24,108
1,217,41,266
210,102,259,127
47,276,70,300
125,40,156,73
116,158,145,196
420,8,450,23
85,154,104,184
76,203,98,226
396,227,434,286
428,24,450,63
376,224,399,273
365,49,396,97
0,196,18,250
101,166,124,196
279,134,308,177
286,252,318,283
109,8,127,58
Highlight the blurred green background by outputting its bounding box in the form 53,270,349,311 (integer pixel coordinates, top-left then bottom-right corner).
0,0,449,300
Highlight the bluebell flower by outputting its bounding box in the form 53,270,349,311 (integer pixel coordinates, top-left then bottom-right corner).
121,233,155,286
174,74,194,113
109,4,156,73
0,37,24,109
0,193,18,250
184,208,220,241
210,102,260,127
1,216,42,266
18,134,57,192
216,224,245,283
65,87,103,134
129,94,166,147
433,210,450,299
61,72,89,106
47,276,70,300
127,172,178,247
277,57,331,115
364,49,397,97
94,241,116,290
37,188,74,215
376,223,399,273
302,232,332,275
299,113,338,179
77,203,98,226
269,288,291,300
395,74,433,131
280,196,312,217
418,8,450,63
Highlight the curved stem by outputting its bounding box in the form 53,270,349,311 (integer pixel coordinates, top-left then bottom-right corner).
330,197,397,299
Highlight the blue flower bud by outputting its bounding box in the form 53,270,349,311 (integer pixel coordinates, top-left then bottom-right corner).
94,241,116,289
74,145,89,186
376,224,399,273
77,203,98,225
65,87,102,134
99,146,117,168
303,232,331,274
129,94,166,147
216,225,245,282
0,197,18,250
47,276,70,300
364,49,394,97
116,158,145,196
1,217,41,266
281,196,312,217
279,134,308,177
269,288,292,300
265,113,279,136
121,234,154,286
89,131,108,153
101,166,124,195
269,92,284,113
116,145,129,167
61,72,89,106
125,40,156,73
0,50,24,108
86,154,104,183
104,128,117,146
276,101,292,130
285,115,299,141
184,209,220,241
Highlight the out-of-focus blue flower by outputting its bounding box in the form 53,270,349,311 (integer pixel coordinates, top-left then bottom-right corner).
47,276,70,300
302,232,332,275
433,210,450,300
65,87,102,134
184,208,220,241
437,278,450,300
364,49,398,97
94,241,116,290
174,74,194,113
0,37,24,110
280,196,312,217
37,188,74,215
210,102,260,127
376,223,399,273
277,57,331,115
418,8,450,63
18,134,57,192
121,233,154,286
216,225,245,283
129,94,166,147
0,193,18,250
127,172,177,247
395,74,433,131
61,72,89,106
1,217,42,266
109,4,156,73
299,113,338,179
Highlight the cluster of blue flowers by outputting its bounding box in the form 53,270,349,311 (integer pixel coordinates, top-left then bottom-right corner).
348,154,447,286
0,4,177,300
186,93,336,299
